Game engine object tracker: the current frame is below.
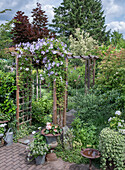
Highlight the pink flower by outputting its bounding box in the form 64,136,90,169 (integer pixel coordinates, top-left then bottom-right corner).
74,80,76,82
46,125,51,130
54,129,57,132
47,122,51,126
55,126,58,128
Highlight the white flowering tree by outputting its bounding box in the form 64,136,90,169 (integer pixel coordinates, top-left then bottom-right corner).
69,28,98,56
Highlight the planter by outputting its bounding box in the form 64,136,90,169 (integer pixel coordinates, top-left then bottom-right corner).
41,129,61,144
35,155,46,165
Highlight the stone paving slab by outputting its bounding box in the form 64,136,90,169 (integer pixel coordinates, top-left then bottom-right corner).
0,143,100,170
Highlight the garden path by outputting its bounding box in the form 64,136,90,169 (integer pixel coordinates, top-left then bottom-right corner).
0,143,99,170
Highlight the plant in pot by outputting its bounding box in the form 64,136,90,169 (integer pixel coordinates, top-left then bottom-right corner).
0,123,7,146
27,128,50,165
41,122,63,144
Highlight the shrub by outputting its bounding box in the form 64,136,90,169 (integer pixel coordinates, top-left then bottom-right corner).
71,88,125,128
0,70,16,121
68,66,85,89
99,128,125,170
71,118,98,148
95,47,125,92
32,94,53,126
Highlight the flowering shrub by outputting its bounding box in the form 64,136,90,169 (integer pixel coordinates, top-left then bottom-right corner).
44,122,62,135
69,28,98,56
108,110,125,134
0,123,7,134
27,127,49,161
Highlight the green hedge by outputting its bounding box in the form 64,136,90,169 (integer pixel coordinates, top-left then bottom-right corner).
99,128,125,170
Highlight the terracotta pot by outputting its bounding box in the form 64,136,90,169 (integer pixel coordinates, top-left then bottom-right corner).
46,153,57,161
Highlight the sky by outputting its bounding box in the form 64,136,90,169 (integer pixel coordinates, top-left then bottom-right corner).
0,0,125,38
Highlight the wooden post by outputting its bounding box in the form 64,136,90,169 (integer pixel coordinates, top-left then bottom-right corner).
85,60,88,94
53,80,57,124
36,67,38,101
16,55,19,130
66,57,68,109
87,58,90,90
40,79,41,98
32,79,34,98
63,57,68,127
93,59,96,86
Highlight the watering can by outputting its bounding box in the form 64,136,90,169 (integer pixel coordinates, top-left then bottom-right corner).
4,128,13,146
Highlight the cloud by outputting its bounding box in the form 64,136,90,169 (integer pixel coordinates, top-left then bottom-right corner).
102,0,124,22
107,21,125,37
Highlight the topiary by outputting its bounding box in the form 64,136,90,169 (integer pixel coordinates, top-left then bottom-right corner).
99,127,125,170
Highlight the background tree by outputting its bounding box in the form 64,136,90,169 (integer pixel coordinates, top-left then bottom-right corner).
110,30,125,49
11,3,55,44
50,0,110,44
11,11,32,44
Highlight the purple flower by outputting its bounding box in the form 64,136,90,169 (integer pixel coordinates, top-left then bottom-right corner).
55,72,58,75
41,51,45,55
46,50,49,53
47,65,51,70
56,63,60,67
48,73,50,76
60,61,63,65
25,58,28,60
52,61,55,67
66,82,68,85
17,55,21,58
71,71,73,73
74,67,76,70
36,60,39,63
50,71,54,75
52,51,57,54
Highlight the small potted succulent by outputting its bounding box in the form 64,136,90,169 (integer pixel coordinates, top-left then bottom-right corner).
27,128,50,165
41,122,62,144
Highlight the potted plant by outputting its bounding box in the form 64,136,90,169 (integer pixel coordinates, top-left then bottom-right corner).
27,128,50,165
0,123,7,146
41,122,62,144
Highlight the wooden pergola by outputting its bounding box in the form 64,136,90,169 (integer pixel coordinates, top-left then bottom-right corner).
12,50,98,129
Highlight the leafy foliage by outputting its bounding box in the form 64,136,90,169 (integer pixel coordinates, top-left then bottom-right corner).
71,118,98,148
99,128,125,169
0,71,16,121
32,92,52,126
95,47,125,92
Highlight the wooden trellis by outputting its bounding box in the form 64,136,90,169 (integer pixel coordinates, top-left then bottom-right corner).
16,54,32,130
